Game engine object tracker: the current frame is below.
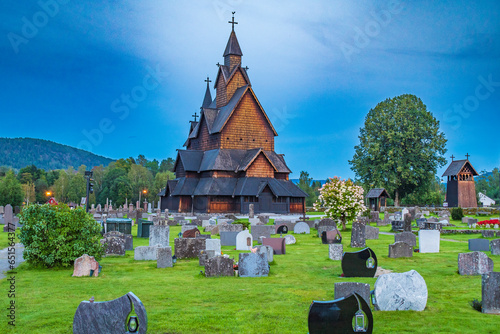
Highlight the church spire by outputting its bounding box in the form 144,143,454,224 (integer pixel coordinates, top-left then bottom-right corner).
202,76,212,108
223,12,242,71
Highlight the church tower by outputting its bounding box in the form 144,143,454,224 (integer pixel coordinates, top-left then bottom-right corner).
160,13,306,214
442,154,478,208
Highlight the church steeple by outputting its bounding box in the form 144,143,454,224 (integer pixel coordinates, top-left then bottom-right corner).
223,12,242,71
202,77,212,108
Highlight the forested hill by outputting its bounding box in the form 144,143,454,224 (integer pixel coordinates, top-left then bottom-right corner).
0,137,114,171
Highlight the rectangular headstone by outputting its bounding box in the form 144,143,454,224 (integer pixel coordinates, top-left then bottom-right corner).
329,244,343,260
204,256,234,277
149,225,169,247
491,239,500,255
482,272,500,314
365,225,379,239
220,231,239,246
395,232,417,248
219,224,242,233
334,282,371,305
350,221,366,248
418,230,440,253
134,246,157,260
157,247,173,268
468,239,490,252
174,238,206,259
458,251,493,275
262,238,286,255
238,252,269,277
205,239,221,255
389,242,413,258
251,225,274,241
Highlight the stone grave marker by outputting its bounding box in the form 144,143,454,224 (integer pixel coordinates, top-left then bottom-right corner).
321,229,342,244
4,204,13,227
365,225,379,239
149,225,170,247
294,222,310,234
468,239,490,252
391,220,404,232
238,252,269,277
482,272,500,314
284,234,296,245
157,247,173,268
388,241,413,258
249,203,255,218
72,254,99,277
134,246,157,260
328,244,343,260
317,225,337,237
73,292,147,334
373,270,427,311
395,232,417,248
257,245,273,263
341,247,377,277
482,230,495,238
174,238,206,259
100,236,125,256
334,282,370,305
249,218,260,225
318,218,337,227
257,215,269,224
251,225,274,241
220,231,239,246
219,224,242,233
103,231,133,251
490,239,500,255
236,230,253,251
205,256,234,277
403,213,412,232
183,228,201,238
205,239,221,255
199,250,216,266
418,230,440,253
0,206,3,214
275,224,289,234
416,218,427,229
262,238,286,255
350,221,366,248
458,251,494,275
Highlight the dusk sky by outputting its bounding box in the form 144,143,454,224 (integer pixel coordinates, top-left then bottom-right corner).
1,1,499,180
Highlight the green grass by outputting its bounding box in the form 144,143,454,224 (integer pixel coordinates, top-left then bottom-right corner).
1,221,500,333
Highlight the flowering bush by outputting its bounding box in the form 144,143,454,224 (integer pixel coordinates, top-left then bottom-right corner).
477,219,499,226
314,177,366,230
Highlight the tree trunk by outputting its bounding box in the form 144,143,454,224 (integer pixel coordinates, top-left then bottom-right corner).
395,190,399,207
341,216,347,230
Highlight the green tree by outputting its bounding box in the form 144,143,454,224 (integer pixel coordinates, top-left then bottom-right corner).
128,164,153,202
476,168,499,203
0,170,23,206
160,158,175,172
154,171,175,195
110,175,133,206
22,181,36,205
297,171,321,206
35,177,49,203
136,154,148,167
349,94,447,206
97,166,128,204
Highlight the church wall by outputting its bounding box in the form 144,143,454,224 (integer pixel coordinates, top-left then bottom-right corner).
226,70,247,102
216,77,227,108
188,117,220,151
458,180,477,208
246,154,275,178
175,162,186,178
220,92,274,150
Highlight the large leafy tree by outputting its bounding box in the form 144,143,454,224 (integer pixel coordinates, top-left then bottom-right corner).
0,170,23,206
476,168,499,202
349,94,447,206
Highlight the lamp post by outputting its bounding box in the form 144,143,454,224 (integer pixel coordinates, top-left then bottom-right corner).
139,189,147,207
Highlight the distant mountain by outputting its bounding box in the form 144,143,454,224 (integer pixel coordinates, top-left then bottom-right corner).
290,179,327,186
0,137,114,171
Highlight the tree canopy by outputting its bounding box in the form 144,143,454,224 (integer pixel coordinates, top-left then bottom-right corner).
349,94,447,205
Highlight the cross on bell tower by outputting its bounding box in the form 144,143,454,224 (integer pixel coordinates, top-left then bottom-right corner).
465,153,470,160
228,12,238,31
191,112,198,122
450,155,455,162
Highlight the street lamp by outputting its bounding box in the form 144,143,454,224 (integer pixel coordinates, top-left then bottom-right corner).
46,191,52,197
139,189,148,205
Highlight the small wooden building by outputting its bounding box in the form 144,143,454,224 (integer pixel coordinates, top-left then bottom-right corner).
366,188,390,211
159,16,306,214
442,156,478,208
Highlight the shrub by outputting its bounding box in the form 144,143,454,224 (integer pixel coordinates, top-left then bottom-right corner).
234,220,250,230
451,207,464,221
19,204,105,268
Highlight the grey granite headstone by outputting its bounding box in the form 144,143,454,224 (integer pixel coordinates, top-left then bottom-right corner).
103,231,133,251
350,221,366,248
482,272,500,314
491,239,500,255
468,239,490,252
328,243,343,260
373,270,428,311
318,218,337,227
4,204,13,227
388,241,413,258
205,256,234,277
293,222,310,234
174,238,206,259
149,225,170,247
365,225,379,239
219,224,243,233
458,251,494,275
73,292,147,334
334,282,370,305
205,239,221,255
220,231,239,246
251,225,274,241
134,246,157,260
238,252,269,277
157,247,173,268
257,245,273,263
101,236,125,256
317,225,337,237
403,213,412,232
284,234,296,245
199,250,216,266
482,230,495,238
395,232,417,248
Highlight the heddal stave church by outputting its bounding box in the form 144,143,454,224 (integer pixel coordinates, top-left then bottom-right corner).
159,16,306,214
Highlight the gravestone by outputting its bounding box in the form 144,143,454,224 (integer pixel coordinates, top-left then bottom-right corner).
276,224,289,234
458,251,494,275
157,247,173,268
365,225,379,239
103,231,133,251
328,244,343,260
205,239,221,255
416,218,427,229
205,256,234,277
418,230,440,253
73,254,99,277
238,252,269,277
262,238,286,255
350,221,366,248
174,238,206,259
490,239,500,255
236,230,253,251
251,225,273,241
468,239,490,252
4,204,13,227
73,292,147,334
395,232,417,248
249,218,260,225
317,225,337,237
482,230,495,238
284,234,296,245
388,242,413,258
341,248,377,277
101,236,125,256
220,231,239,246
318,218,337,227
321,230,342,244
294,222,310,234
370,211,381,224
191,219,202,226
427,217,438,223
149,225,170,247
219,224,243,233
403,213,412,232
209,225,220,235
334,282,370,305
183,228,201,238
249,203,254,218
178,219,190,225
257,215,269,224
257,245,273,263
0,206,3,214
373,270,427,311
198,250,216,266
482,272,500,314
134,246,157,260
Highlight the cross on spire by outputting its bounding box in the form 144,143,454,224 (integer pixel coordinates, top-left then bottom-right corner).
205,76,211,85
450,155,455,161
192,112,198,122
465,153,470,160
228,12,238,31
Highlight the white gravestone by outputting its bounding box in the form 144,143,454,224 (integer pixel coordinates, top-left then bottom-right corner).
419,230,440,253
236,230,253,251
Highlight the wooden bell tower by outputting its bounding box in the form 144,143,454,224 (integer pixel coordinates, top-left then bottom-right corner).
442,154,478,208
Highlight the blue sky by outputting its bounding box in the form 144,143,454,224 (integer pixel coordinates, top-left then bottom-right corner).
1,0,499,180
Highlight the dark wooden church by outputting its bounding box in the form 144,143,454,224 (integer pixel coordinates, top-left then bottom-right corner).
159,15,306,214
442,154,478,208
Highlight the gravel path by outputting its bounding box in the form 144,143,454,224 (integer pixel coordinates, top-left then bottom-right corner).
0,243,25,279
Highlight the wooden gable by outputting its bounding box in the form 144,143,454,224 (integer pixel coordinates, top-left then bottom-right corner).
245,152,276,178
188,115,220,151
220,89,276,151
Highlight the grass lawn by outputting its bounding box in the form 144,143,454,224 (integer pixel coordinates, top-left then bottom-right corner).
1,218,499,333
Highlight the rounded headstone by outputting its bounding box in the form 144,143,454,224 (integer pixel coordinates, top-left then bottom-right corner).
373,270,427,311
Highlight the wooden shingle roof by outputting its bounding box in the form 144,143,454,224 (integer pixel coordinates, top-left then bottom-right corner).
223,30,242,57
366,188,390,199
442,160,478,177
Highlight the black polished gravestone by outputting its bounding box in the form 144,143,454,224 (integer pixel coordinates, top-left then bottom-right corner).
276,224,288,234
341,247,378,278
308,292,373,334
